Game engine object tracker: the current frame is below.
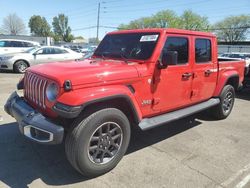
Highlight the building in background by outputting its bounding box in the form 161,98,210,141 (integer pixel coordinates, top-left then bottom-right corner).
218,41,250,54
72,38,88,44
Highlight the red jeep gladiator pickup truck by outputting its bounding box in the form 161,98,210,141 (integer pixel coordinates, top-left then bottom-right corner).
5,28,245,177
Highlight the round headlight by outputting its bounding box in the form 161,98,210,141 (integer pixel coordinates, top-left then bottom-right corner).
46,82,59,102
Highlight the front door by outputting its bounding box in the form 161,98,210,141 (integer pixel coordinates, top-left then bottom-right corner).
152,35,193,112
34,48,57,65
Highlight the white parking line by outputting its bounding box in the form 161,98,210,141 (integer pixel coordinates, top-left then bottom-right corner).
236,174,250,188
221,163,250,187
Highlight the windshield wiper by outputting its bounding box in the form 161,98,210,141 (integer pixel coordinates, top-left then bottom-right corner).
97,52,110,60
95,51,129,63
119,49,129,63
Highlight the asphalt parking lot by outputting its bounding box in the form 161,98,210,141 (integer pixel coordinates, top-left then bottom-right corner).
0,71,250,188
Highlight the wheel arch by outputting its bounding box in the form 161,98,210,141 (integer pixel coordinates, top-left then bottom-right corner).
13,59,30,69
225,76,239,91
80,95,141,127
213,73,240,97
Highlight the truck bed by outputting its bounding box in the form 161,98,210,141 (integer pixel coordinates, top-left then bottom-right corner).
218,58,246,87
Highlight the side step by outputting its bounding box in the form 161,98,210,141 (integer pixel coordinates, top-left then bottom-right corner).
138,98,220,131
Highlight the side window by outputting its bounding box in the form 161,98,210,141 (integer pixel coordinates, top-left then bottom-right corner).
22,42,35,47
10,41,24,47
0,41,5,47
4,41,12,47
195,39,211,63
36,48,51,55
53,48,68,54
49,48,56,54
36,49,44,54
44,48,53,54
163,37,188,64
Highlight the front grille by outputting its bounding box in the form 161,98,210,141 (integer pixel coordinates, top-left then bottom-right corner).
24,72,48,109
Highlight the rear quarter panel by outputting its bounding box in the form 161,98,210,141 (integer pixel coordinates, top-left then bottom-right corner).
213,60,245,96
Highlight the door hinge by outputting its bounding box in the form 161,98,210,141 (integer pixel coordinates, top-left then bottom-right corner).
190,91,194,98
190,90,197,98
153,98,160,105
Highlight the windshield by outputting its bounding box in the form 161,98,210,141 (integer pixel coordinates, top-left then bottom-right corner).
25,47,39,53
94,32,160,60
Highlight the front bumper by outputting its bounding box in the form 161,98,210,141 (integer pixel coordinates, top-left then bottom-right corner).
4,92,64,145
0,59,13,70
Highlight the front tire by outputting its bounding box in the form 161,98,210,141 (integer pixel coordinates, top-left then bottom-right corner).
14,60,28,73
65,108,131,177
212,85,235,120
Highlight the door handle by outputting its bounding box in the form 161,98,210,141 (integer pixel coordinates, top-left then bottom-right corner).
205,70,212,76
182,72,193,79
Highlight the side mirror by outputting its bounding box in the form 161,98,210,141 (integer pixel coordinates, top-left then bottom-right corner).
158,50,178,69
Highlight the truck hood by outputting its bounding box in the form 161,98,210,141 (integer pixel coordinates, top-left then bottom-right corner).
28,59,139,87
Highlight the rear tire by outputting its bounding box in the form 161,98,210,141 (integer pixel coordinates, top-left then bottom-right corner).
212,85,235,120
14,60,28,73
65,108,131,177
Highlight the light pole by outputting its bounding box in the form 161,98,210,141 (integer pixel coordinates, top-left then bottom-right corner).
96,2,100,43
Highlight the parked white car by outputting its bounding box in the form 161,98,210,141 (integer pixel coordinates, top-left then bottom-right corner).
80,45,98,54
0,46,83,73
220,52,250,67
0,39,40,54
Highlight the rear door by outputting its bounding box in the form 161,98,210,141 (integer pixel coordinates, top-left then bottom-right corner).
191,37,217,102
0,41,37,54
152,35,193,112
52,48,70,61
6,41,26,53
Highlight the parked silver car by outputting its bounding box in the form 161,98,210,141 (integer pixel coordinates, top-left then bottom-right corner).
0,46,83,73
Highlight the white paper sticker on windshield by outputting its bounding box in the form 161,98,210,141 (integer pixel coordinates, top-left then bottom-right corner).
140,35,159,42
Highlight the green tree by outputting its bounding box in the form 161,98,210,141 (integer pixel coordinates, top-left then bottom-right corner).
179,10,210,31
74,36,84,40
52,14,74,42
118,9,210,31
213,15,250,42
119,10,180,30
51,33,61,42
153,10,181,28
29,15,51,37
1,13,26,35
119,17,151,30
